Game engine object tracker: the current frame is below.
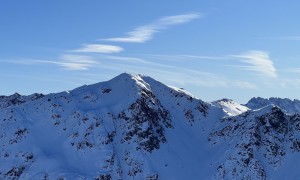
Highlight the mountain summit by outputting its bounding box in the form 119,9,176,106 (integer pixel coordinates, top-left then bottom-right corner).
245,97,300,113
1,73,300,179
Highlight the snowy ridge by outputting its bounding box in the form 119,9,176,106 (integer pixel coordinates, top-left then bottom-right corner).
245,97,300,113
1,73,300,179
212,98,249,116
0,93,44,110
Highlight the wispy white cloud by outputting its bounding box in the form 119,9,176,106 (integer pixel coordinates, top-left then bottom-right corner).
104,55,148,63
231,50,277,78
103,13,202,43
0,55,98,71
0,59,35,65
59,54,98,70
176,55,228,60
142,54,229,61
71,44,123,53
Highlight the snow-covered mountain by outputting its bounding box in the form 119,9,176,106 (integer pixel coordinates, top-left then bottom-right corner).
210,105,300,179
212,98,249,116
245,97,300,113
1,73,300,179
0,73,225,179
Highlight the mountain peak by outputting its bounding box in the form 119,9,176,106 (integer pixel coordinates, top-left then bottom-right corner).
212,98,249,116
245,97,300,113
111,72,148,82
252,104,285,115
0,73,217,179
113,72,136,80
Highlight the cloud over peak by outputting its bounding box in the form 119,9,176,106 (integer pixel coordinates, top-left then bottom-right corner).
59,54,97,70
103,13,202,43
232,50,277,78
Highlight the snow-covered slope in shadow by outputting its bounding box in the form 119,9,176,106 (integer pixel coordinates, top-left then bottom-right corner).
0,73,225,179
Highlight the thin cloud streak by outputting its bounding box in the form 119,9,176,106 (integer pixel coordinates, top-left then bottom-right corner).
231,50,277,78
0,60,29,64
142,54,231,61
71,44,123,53
59,54,98,70
103,13,202,43
104,56,148,63
177,55,229,60
0,55,98,71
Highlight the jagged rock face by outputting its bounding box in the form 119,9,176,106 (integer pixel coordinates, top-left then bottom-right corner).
210,106,300,179
0,93,44,109
245,97,300,113
118,88,172,152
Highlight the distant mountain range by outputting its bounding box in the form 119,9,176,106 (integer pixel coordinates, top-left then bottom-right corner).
245,97,300,113
0,73,299,179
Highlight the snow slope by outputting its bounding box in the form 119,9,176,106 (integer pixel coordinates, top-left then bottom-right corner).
212,98,249,116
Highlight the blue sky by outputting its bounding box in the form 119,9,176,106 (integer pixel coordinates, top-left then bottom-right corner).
1,0,300,103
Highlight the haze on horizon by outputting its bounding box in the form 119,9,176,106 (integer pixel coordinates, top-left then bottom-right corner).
1,0,300,103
